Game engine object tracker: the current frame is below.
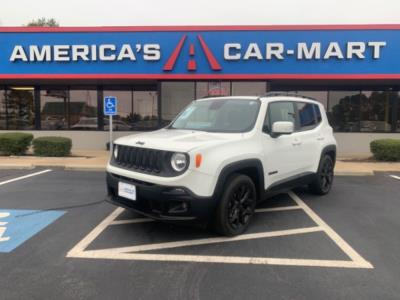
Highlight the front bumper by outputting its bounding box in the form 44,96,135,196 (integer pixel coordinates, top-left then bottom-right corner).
106,172,217,223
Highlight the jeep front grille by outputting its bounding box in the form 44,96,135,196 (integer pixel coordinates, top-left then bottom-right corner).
113,145,164,174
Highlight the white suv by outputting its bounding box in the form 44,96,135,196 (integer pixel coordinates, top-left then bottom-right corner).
106,94,337,236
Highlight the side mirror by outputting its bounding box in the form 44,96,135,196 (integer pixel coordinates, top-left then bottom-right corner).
271,121,294,137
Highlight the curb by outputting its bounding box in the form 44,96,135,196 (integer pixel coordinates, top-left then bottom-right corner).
334,171,374,176
0,164,35,170
64,165,105,171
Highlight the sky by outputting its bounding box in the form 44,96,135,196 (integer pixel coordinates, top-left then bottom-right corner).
1,0,400,26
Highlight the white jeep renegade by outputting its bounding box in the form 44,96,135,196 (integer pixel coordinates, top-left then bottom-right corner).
106,93,337,236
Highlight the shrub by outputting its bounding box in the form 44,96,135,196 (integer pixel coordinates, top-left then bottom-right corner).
0,132,34,155
370,139,400,161
32,136,72,157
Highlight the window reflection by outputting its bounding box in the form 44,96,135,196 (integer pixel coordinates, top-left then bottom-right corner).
131,91,158,130
161,82,195,125
196,82,231,98
270,90,328,109
0,89,6,130
6,87,35,130
397,93,400,132
102,90,158,131
328,91,361,132
297,91,328,109
231,81,266,96
40,89,68,130
360,91,393,132
69,89,98,130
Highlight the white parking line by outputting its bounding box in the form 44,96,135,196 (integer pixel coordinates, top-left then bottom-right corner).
91,226,322,254
288,191,372,268
110,206,302,226
67,192,373,269
389,175,400,180
0,169,52,186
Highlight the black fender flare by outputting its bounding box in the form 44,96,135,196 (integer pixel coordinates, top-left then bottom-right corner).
320,144,337,167
212,159,265,201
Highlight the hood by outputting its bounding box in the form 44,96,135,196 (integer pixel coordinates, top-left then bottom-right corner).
115,129,242,152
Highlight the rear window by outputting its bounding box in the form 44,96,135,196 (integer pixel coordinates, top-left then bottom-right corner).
314,104,322,123
296,102,316,129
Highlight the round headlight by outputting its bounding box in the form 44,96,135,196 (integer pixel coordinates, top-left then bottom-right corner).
171,153,188,172
113,144,119,159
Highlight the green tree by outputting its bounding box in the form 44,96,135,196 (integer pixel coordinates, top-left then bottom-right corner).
26,18,59,27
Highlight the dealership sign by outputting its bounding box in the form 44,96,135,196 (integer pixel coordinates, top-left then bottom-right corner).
1,25,400,78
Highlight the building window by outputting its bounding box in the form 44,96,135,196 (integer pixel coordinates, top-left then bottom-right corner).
231,81,266,96
360,91,393,132
328,91,361,132
196,81,231,98
396,93,400,132
268,90,328,109
103,89,159,131
131,91,158,130
161,82,195,124
103,90,132,131
0,89,6,130
69,89,98,130
6,87,35,130
40,89,68,130
297,91,328,109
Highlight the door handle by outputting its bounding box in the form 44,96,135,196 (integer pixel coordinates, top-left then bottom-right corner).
317,136,325,141
292,141,302,146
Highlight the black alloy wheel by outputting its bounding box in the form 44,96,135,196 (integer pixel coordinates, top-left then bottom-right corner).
309,155,334,195
320,157,334,193
227,183,254,230
214,174,257,236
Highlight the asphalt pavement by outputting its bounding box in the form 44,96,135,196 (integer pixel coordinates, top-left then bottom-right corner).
0,169,399,300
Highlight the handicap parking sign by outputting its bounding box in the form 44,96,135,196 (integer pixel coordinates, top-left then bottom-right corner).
104,96,117,116
0,209,65,253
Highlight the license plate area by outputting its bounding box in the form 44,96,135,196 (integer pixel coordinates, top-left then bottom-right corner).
118,181,136,201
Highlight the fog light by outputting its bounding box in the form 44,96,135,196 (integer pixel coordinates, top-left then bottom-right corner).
168,201,189,214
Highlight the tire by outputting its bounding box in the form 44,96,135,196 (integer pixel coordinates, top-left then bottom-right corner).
213,174,257,236
309,155,334,195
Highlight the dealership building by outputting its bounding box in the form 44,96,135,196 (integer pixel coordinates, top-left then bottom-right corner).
0,25,400,156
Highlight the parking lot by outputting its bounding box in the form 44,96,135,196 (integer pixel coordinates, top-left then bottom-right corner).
1,168,400,299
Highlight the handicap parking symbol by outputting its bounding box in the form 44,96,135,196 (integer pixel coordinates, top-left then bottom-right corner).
0,212,10,242
0,209,65,253
104,96,117,116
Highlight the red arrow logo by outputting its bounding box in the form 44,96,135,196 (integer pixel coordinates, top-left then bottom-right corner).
163,34,222,72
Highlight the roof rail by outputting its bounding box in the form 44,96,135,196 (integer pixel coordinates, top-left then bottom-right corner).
262,92,317,101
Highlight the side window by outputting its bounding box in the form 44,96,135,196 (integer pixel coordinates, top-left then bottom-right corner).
263,101,296,133
314,104,322,123
296,102,317,130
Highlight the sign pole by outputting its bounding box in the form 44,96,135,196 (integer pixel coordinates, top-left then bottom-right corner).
103,96,117,152
109,114,113,151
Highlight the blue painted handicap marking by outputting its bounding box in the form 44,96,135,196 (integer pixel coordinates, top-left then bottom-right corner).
0,209,65,253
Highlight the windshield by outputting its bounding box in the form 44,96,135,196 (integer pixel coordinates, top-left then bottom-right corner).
169,98,261,133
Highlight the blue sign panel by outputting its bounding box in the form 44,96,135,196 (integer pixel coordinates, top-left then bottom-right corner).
0,209,65,253
0,26,399,78
104,96,117,115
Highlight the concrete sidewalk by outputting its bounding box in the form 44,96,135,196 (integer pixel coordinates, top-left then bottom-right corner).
1,150,400,175
0,150,109,171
